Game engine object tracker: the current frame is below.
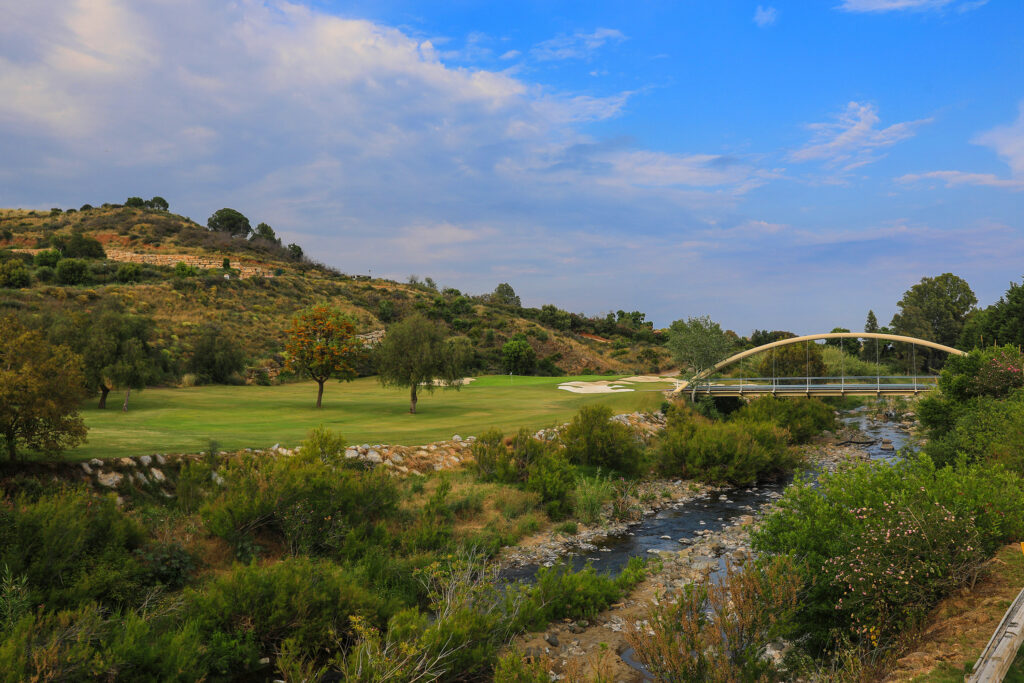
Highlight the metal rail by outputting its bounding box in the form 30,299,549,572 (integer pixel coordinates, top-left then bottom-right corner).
967,587,1024,682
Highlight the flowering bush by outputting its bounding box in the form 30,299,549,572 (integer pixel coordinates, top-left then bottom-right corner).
752,455,1024,653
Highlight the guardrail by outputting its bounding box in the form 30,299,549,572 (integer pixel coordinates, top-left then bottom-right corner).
967,586,1024,682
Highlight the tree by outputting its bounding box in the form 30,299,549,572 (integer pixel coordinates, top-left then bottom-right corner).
492,283,521,307
286,243,304,261
825,327,860,356
187,324,247,384
376,314,473,414
756,340,826,381
53,233,105,259
125,196,146,208
667,315,734,383
252,222,280,244
52,305,162,410
502,335,536,375
147,196,169,211
56,258,88,285
890,274,976,348
285,305,363,409
0,317,88,460
958,278,1024,349
207,208,252,238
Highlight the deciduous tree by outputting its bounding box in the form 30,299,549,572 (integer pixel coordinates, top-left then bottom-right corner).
0,317,88,460
667,316,734,382
501,335,536,375
376,314,473,413
51,305,162,410
285,305,363,408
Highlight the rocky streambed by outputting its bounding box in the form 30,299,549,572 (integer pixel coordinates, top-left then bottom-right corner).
505,412,915,681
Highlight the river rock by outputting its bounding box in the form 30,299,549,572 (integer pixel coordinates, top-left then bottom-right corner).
345,449,359,459
366,451,382,463
97,471,123,488
139,455,152,466
149,468,166,483
80,462,93,475
118,457,136,467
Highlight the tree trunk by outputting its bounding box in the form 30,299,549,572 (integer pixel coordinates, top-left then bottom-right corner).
98,385,110,409
4,429,15,462
122,388,131,412
316,380,324,409
409,384,418,414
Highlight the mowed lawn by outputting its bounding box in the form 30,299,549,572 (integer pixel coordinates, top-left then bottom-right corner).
71,375,673,460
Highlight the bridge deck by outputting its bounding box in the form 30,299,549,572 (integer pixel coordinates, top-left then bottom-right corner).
684,376,938,397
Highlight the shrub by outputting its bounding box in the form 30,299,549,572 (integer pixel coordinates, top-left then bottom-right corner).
33,249,60,268
185,557,385,672
473,428,548,485
200,454,399,559
572,473,615,524
561,404,644,476
752,455,1024,653
0,488,147,610
657,412,796,486
525,448,575,517
923,391,1024,469
61,233,105,259
133,541,196,590
0,603,209,682
55,257,88,285
115,262,142,282
33,265,54,283
173,261,199,277
0,261,30,288
627,555,800,682
517,557,648,629
731,396,836,444
300,425,346,464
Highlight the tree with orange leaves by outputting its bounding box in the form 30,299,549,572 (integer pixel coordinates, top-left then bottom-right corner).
285,305,363,408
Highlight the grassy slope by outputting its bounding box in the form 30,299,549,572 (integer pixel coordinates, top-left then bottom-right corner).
73,375,672,459
0,207,667,375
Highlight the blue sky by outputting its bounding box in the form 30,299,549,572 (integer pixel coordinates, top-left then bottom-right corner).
1,0,1022,332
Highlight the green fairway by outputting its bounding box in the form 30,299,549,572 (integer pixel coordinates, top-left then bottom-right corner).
70,375,673,460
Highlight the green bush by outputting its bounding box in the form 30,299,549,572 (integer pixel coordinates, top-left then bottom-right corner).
572,472,615,524
115,262,142,282
473,428,549,485
55,257,89,285
924,391,1024,469
561,404,644,476
0,261,30,288
657,412,796,486
517,556,648,629
731,396,836,444
33,265,54,283
200,454,399,559
33,249,60,268
0,488,148,610
185,557,385,672
525,448,575,517
752,455,1024,653
0,603,208,682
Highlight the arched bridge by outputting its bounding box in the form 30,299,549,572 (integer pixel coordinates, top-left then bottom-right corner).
674,332,967,398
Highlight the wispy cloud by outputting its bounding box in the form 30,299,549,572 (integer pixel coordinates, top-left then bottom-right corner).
530,28,626,62
838,0,987,12
789,102,931,171
898,102,1024,191
753,6,778,27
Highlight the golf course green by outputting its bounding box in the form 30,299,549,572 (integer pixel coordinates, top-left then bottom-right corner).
71,374,673,460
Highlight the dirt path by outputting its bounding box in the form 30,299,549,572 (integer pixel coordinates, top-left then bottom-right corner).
881,544,1024,682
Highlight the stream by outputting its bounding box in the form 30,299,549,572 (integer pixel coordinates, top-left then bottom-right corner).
502,408,916,678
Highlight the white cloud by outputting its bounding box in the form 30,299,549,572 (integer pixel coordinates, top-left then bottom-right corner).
754,6,778,27
897,102,1024,191
838,0,986,12
790,102,931,171
530,28,626,62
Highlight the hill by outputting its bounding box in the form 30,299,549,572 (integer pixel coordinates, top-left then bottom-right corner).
0,203,670,383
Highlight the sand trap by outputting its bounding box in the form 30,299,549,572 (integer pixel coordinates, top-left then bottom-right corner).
618,375,677,383
557,381,635,394
423,377,477,386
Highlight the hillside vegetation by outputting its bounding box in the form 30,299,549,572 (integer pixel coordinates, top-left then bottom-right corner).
0,204,670,382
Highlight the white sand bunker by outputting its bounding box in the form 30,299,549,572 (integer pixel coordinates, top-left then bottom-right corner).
557,380,635,394
618,375,677,383
423,377,477,386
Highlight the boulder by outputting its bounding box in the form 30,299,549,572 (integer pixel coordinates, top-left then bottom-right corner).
139,455,152,466
80,462,93,475
118,458,136,467
89,458,104,467
97,471,123,488
149,468,166,483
